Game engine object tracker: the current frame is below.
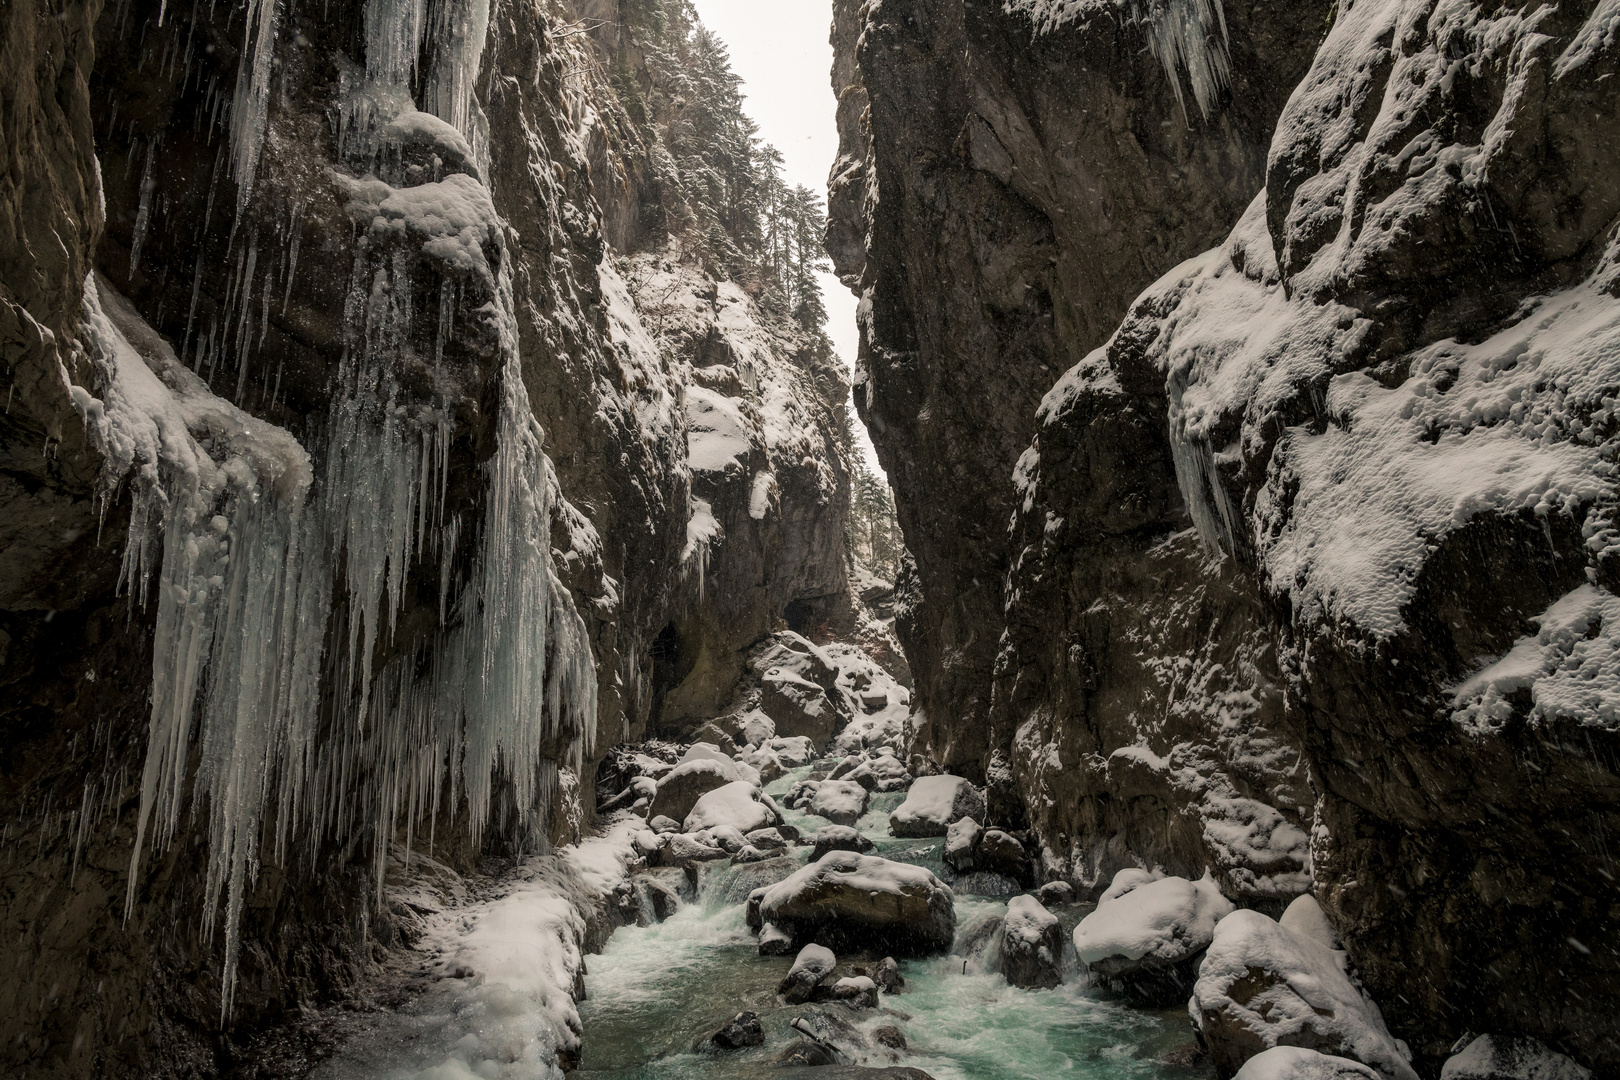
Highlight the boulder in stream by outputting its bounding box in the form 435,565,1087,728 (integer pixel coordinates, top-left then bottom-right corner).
756,851,955,955
1440,1035,1593,1080
769,735,816,767
943,817,981,871
746,827,789,851
808,780,870,826
707,1011,765,1050
683,780,782,834
780,943,838,1004
1073,870,1233,1005
999,895,1064,989
1192,908,1419,1080
1037,881,1076,907
1233,1047,1383,1080
661,832,728,868
888,775,985,837
647,759,740,823
811,824,875,861
828,975,879,1008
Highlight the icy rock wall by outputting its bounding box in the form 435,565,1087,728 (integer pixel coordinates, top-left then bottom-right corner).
829,0,1333,861
0,0,852,1075
838,0,1620,1070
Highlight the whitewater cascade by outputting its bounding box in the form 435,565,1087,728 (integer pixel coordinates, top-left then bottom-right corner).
66,0,596,1019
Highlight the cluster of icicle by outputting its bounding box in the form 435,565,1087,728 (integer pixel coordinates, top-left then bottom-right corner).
72,0,597,1021
1134,0,1232,121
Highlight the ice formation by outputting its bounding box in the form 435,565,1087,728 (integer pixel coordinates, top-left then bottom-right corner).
71,0,599,1020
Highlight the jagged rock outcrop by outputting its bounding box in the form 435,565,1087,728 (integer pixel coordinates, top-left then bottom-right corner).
835,0,1620,1072
1,0,855,1075
828,0,1338,779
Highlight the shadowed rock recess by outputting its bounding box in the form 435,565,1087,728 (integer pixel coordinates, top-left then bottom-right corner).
832,0,1620,1073
2,0,855,1074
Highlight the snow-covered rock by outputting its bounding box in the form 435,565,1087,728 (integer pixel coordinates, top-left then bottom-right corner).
756,851,955,955
647,759,742,823
810,824,875,861
888,775,986,837
807,779,870,826
661,833,728,868
707,1011,765,1050
745,828,789,851
682,780,781,835
1037,881,1076,907
735,709,776,749
828,975,879,1008
1279,894,1342,952
730,845,771,865
999,895,1063,989
1192,909,1418,1080
1073,871,1234,1004
1234,1047,1382,1080
944,817,982,871
778,943,838,1004
737,745,784,783
760,668,839,747
1441,1036,1592,1080
976,829,1029,881
768,735,816,768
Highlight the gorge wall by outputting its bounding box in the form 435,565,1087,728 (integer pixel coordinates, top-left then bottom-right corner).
833,0,1620,1072
0,0,854,1075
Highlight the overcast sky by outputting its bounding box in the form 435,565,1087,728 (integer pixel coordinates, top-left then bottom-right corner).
687,0,880,476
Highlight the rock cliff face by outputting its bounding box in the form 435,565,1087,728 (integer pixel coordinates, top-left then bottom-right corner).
835,0,1620,1071
0,0,852,1075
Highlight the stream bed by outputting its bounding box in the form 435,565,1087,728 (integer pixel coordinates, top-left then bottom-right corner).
572,768,1203,1080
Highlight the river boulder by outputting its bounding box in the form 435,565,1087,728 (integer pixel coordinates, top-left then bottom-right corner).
943,817,981,871
683,780,782,834
888,775,985,837
811,824,875,861
647,759,741,823
756,851,955,955
808,780,870,826
779,943,838,1004
1073,870,1233,1004
1192,909,1419,1080
707,1011,765,1050
999,895,1064,989
1234,1047,1382,1080
1440,1036,1592,1080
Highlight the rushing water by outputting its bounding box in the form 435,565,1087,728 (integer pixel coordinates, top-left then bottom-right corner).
573,767,1203,1080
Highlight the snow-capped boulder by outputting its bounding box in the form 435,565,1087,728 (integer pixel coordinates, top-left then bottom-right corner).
649,815,681,834
757,922,793,955
1099,867,1162,903
690,724,738,756
999,894,1064,989
1440,1036,1592,1080
828,975,879,1008
873,955,904,994
661,832,728,867
647,759,740,823
737,745,784,783
1192,909,1418,1080
889,775,986,837
756,851,956,955
976,829,1030,881
778,943,838,1004
944,817,981,871
768,735,816,768
807,779,869,826
811,824,875,861
683,780,782,835
1234,1047,1382,1080
1279,894,1342,952
1038,881,1076,907
745,827,789,851
1073,871,1234,1004
829,754,865,781
707,824,747,853
736,709,776,749
751,631,841,695
731,844,771,865
862,752,911,792
760,668,838,747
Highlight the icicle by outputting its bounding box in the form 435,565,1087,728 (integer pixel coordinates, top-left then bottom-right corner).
227,0,281,210
1134,0,1231,122
129,137,160,277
